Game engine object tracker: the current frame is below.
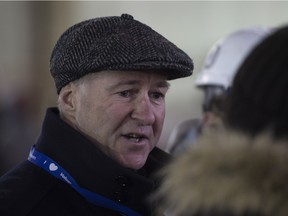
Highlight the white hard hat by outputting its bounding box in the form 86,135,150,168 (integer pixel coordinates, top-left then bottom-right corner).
195,26,273,89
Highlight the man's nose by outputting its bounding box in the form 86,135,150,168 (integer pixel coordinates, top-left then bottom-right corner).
131,95,155,125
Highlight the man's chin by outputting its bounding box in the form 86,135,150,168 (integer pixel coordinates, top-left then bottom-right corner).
119,153,149,170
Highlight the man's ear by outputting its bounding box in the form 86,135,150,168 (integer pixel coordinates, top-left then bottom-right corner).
58,83,76,112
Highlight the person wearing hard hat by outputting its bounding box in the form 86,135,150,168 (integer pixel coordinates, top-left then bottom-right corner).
153,24,288,216
166,26,272,155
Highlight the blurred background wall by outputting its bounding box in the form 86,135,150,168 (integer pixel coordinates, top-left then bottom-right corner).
1,1,288,175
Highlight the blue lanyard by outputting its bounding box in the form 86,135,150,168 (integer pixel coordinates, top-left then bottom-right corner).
28,146,141,216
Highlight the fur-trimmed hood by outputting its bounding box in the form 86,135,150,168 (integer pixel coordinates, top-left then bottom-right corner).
153,130,288,216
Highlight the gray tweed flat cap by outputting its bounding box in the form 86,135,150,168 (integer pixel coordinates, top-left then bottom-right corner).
50,13,194,93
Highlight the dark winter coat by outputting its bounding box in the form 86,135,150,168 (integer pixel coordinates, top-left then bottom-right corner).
0,107,171,216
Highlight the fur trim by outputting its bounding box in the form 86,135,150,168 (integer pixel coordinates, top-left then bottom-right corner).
153,129,288,216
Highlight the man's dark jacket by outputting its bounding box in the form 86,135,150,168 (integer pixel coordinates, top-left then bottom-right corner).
0,108,171,216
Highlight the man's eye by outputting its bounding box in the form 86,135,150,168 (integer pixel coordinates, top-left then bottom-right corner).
150,92,164,100
118,90,130,98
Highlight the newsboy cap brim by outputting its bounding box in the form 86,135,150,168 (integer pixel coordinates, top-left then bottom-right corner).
50,14,194,94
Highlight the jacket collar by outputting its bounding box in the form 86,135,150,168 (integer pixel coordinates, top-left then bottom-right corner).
35,107,167,214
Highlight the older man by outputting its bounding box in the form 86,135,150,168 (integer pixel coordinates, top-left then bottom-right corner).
0,14,193,216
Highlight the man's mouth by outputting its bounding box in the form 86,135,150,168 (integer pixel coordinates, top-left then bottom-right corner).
123,133,147,142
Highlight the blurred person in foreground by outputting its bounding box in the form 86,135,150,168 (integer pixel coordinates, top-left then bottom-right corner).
153,25,288,216
0,14,194,216
166,26,272,156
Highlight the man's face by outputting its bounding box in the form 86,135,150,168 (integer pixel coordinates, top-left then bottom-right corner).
72,70,169,170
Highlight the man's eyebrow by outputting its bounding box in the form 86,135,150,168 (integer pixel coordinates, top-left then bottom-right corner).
106,80,141,91
156,81,170,89
106,80,170,91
